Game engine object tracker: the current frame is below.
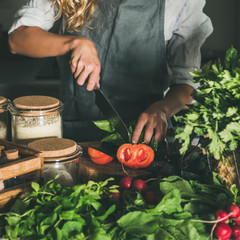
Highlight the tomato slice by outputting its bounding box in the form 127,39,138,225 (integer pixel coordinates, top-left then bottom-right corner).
117,143,154,169
88,147,114,165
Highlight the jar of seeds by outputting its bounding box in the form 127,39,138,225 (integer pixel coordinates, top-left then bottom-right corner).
9,95,63,146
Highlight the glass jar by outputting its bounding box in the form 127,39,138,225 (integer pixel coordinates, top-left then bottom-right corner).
28,138,82,186
9,95,63,146
0,96,10,141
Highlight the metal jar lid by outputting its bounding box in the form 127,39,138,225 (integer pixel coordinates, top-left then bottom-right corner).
27,138,82,163
9,95,63,117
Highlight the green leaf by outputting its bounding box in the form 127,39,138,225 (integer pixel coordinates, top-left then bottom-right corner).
226,107,238,117
187,113,199,121
219,129,234,142
226,122,240,133
93,120,116,133
117,211,159,237
89,228,111,240
101,132,125,146
4,214,21,226
207,129,225,160
55,227,63,240
40,213,58,226
159,176,194,195
61,221,85,238
60,210,75,221
97,205,116,221
162,222,203,240
225,46,239,70
31,182,40,192
153,189,183,214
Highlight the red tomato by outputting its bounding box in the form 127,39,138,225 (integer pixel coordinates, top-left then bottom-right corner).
116,143,155,169
88,147,114,164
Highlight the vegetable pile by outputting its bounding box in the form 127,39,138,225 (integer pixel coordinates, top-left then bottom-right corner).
0,174,238,240
175,46,240,160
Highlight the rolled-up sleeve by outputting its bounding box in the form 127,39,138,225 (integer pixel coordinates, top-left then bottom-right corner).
8,0,56,34
167,0,213,88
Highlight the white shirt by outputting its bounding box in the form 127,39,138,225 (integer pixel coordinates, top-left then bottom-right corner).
8,0,213,88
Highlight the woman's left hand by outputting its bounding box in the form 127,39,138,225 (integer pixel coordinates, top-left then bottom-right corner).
131,84,194,144
132,102,168,144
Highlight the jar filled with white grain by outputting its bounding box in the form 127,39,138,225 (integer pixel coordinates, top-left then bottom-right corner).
0,96,10,140
28,138,82,186
9,95,63,146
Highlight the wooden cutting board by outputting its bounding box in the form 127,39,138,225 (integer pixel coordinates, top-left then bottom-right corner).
77,141,155,184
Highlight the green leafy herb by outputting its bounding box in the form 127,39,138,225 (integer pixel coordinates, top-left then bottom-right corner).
175,46,240,160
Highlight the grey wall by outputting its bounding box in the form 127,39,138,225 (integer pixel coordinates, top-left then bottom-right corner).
203,0,239,53
0,0,28,31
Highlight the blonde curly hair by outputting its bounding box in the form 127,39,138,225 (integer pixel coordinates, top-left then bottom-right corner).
50,0,98,32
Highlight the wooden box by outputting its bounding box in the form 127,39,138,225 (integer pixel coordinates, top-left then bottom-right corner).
0,140,44,211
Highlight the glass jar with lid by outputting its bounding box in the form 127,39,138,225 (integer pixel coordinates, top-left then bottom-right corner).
9,95,63,146
0,96,10,140
28,138,82,186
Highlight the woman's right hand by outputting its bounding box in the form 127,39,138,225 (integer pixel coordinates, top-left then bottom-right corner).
69,37,101,91
9,27,101,91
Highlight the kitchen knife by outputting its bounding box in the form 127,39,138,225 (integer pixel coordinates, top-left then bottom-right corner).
94,88,130,142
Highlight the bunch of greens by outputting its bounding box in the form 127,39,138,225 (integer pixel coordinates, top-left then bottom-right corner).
175,46,240,160
0,174,238,240
93,120,158,151
0,177,118,240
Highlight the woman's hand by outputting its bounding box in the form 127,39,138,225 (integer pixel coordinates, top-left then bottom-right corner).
132,102,168,144
9,27,101,91
132,84,194,144
69,37,101,91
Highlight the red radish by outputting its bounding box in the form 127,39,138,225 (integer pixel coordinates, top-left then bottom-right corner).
215,209,229,223
131,179,148,192
214,222,232,240
232,225,240,237
119,176,132,190
228,203,240,218
110,192,120,199
234,212,240,225
144,191,158,204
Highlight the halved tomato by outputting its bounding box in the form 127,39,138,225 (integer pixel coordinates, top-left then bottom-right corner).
116,143,154,169
88,147,114,164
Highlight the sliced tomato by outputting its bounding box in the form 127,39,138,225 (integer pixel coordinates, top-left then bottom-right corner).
88,147,114,165
117,143,154,169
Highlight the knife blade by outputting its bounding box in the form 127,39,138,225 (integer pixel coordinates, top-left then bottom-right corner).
94,88,130,142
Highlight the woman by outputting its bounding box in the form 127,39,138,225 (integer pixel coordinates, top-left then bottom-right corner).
8,0,213,143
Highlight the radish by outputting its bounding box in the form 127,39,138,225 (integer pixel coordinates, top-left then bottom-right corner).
119,176,132,190
228,203,240,218
232,225,240,237
144,191,158,205
215,209,229,223
234,212,240,225
131,179,148,192
110,191,120,199
214,222,232,240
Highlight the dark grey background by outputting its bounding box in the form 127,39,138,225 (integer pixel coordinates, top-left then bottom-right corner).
0,0,239,100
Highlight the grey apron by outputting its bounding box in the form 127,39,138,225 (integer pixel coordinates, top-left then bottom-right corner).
58,0,169,142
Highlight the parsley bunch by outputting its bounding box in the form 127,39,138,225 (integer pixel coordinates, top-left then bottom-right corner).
175,47,240,160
